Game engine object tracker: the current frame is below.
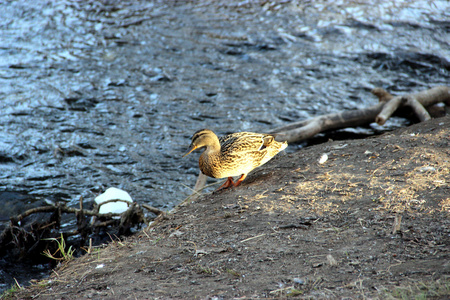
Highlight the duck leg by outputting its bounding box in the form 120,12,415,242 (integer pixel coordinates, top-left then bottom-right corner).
217,174,248,190
232,174,247,187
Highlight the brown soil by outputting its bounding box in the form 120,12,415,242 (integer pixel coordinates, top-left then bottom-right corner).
13,116,450,299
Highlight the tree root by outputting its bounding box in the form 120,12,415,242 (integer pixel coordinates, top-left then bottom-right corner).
1,197,164,262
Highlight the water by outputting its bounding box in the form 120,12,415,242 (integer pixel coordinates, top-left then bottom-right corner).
0,0,449,291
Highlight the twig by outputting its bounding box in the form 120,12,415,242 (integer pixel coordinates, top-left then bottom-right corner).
141,204,164,216
269,286,295,294
10,204,122,224
183,181,222,204
391,215,402,235
194,171,208,192
240,233,266,243
97,199,133,210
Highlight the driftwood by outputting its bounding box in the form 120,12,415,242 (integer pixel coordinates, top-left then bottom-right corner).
373,86,450,125
271,86,450,143
1,197,163,262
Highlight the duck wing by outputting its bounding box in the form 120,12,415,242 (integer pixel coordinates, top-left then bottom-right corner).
219,132,274,154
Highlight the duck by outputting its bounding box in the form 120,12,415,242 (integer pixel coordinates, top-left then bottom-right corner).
183,129,287,190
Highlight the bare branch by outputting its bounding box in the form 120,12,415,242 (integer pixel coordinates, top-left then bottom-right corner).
272,86,450,143
142,204,164,216
375,96,406,125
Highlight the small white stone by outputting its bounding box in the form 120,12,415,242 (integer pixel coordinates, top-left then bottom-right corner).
419,166,436,172
318,153,328,164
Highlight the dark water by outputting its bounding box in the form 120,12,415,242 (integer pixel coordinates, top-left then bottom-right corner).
0,0,449,292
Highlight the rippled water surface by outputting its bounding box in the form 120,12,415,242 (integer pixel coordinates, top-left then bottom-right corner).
1,0,449,217
1,0,449,292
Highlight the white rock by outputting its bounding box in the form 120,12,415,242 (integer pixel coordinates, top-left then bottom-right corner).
318,153,328,164
94,187,133,214
419,166,436,173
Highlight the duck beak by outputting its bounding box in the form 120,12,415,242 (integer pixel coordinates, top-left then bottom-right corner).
182,145,198,158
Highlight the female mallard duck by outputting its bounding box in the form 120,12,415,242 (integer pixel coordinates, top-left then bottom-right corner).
184,129,287,190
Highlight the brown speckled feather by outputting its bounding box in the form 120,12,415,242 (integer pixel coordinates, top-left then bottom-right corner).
186,129,287,181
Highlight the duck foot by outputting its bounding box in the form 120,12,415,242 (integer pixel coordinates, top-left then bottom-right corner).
217,174,247,191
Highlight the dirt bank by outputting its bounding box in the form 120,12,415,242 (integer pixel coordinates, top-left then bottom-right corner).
11,116,450,299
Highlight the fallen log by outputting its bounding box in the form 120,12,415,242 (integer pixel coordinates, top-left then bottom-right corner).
271,86,450,143
270,102,385,143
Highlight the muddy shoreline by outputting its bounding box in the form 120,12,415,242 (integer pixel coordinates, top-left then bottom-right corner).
11,115,450,299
